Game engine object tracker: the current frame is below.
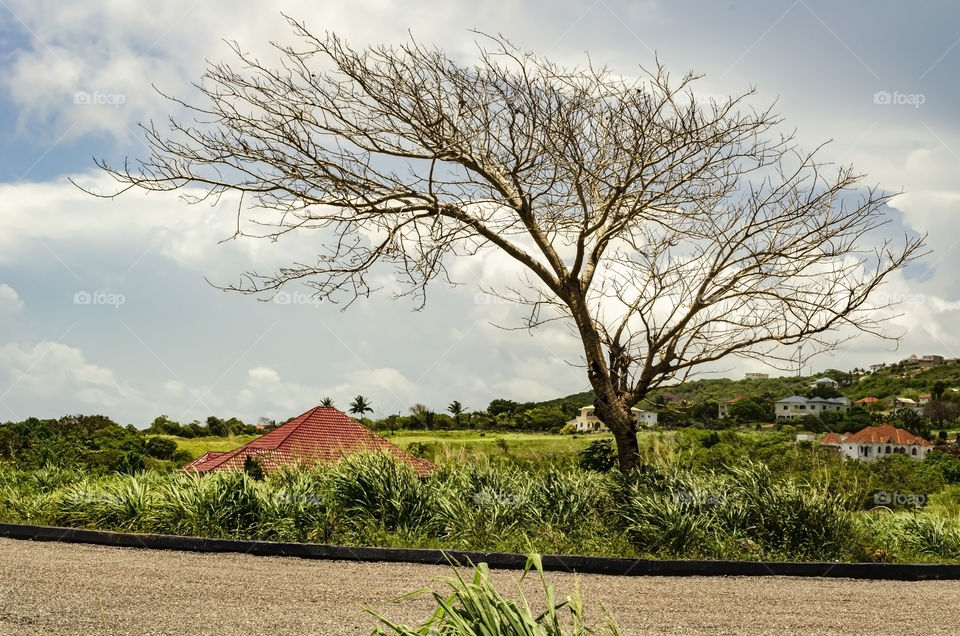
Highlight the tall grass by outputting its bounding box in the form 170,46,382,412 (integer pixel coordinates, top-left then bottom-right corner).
0,453,958,564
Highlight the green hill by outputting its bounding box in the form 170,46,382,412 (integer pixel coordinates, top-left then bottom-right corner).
544,361,960,408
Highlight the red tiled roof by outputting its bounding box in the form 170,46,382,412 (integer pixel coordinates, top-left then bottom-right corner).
725,394,751,404
181,451,227,471
920,393,932,399
181,407,435,475
842,425,931,446
854,397,879,404
819,432,846,445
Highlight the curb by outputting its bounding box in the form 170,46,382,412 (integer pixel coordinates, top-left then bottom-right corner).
1,522,958,581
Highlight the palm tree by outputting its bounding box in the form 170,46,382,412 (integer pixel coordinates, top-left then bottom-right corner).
321,397,335,407
447,400,466,426
933,381,947,401
349,395,373,417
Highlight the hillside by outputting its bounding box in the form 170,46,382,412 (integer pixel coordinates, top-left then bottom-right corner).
545,361,960,408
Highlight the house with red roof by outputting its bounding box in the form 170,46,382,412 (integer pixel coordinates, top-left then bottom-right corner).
854,396,879,405
818,425,932,462
182,406,435,475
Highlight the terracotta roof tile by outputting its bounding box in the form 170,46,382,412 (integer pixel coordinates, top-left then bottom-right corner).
180,407,435,475
842,425,931,446
819,432,845,445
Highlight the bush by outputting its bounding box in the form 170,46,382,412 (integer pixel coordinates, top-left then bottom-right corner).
326,452,432,533
145,437,177,460
578,439,617,472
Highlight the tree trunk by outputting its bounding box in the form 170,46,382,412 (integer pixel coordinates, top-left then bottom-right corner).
598,399,640,471
567,293,641,471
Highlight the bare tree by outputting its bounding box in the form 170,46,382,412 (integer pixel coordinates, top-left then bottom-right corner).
83,18,925,470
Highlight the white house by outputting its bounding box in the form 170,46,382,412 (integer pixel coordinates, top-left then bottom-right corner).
774,395,851,420
744,372,769,380
819,425,932,462
568,406,657,432
809,377,839,390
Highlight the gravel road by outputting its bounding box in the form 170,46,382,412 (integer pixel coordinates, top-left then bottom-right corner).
1,537,958,635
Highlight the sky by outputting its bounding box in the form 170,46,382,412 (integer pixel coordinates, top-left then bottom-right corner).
1,0,959,426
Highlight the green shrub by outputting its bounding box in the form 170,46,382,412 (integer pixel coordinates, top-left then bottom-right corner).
326,452,432,533
369,556,622,635
145,437,177,460
578,440,616,472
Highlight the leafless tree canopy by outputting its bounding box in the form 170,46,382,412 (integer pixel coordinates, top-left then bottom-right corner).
85,17,925,469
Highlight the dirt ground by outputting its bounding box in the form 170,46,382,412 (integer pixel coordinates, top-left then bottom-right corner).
1,537,958,635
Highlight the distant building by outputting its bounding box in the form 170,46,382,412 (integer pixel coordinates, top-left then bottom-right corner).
919,355,944,369
919,393,932,406
745,372,769,380
634,409,658,428
854,396,879,406
892,397,921,414
869,363,886,373
775,395,851,420
718,395,752,419
809,377,839,390
819,425,932,462
568,406,657,432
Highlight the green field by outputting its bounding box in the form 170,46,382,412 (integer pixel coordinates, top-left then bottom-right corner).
158,429,628,462
155,434,263,460
385,429,604,457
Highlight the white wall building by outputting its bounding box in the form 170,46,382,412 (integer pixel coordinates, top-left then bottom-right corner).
819,425,932,462
774,395,851,420
568,406,658,432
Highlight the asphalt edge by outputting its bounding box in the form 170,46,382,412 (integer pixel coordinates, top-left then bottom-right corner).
1,522,958,581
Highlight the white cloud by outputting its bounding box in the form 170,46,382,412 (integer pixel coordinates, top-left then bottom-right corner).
0,284,23,314
0,340,146,420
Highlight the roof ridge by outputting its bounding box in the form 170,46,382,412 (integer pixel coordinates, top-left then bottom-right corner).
256,405,323,450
